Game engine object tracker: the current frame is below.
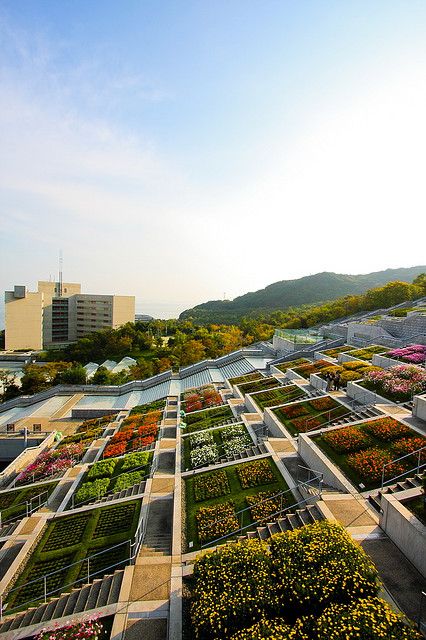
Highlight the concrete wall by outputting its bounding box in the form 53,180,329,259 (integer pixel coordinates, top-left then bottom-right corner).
5,289,43,350
346,380,393,405
413,394,426,423
298,433,357,493
380,489,426,578
372,354,401,369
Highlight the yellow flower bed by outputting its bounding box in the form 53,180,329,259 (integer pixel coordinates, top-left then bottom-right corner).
237,459,275,488
195,501,239,544
246,491,283,525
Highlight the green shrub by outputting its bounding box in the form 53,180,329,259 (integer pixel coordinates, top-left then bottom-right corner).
87,459,117,480
75,478,110,505
112,470,145,492
120,451,150,470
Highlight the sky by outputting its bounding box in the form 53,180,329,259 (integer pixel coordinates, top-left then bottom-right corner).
0,1,426,323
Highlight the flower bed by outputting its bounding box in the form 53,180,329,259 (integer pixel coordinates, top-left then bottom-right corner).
274,358,310,374
36,616,104,640
196,501,238,543
16,444,85,485
120,451,150,470
246,491,284,524
42,514,91,552
320,346,355,358
319,360,380,385
322,426,372,453
222,435,252,456
75,478,110,505
310,396,338,411
363,417,412,441
103,442,126,458
291,359,331,379
182,385,223,413
386,344,426,365
272,397,348,435
190,521,379,640
87,459,117,480
190,431,214,448
237,459,275,488
391,437,426,462
58,427,103,447
347,345,387,361
112,470,145,492
93,502,137,538
190,443,218,468
361,364,426,402
0,483,58,523
129,398,166,415
228,371,262,386
347,448,405,484
194,470,230,502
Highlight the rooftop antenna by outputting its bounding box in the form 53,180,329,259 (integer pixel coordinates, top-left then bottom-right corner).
58,250,63,297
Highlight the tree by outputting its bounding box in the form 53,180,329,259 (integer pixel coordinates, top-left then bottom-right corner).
0,371,21,402
55,365,87,385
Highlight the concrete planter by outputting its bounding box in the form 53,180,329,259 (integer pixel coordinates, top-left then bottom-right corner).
298,433,358,494
313,352,336,362
309,373,327,392
346,381,393,405
380,488,426,578
372,354,401,369
263,407,295,439
337,353,361,364
413,394,426,423
285,369,306,382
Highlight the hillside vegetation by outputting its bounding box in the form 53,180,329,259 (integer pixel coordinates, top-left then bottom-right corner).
179,266,426,324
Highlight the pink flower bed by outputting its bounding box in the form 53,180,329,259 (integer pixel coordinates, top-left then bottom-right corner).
363,365,426,401
16,443,85,485
386,344,426,365
36,616,103,640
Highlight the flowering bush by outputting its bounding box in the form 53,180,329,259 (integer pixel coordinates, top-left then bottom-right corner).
363,417,412,441
191,443,219,468
103,442,126,458
113,469,145,492
191,539,272,638
292,360,330,378
278,403,309,419
190,431,214,448
137,423,159,438
35,616,103,640
110,430,133,444
184,386,223,413
194,470,230,501
221,424,247,440
323,426,372,454
387,344,426,365
230,618,303,639
131,434,155,449
270,521,378,618
121,451,150,470
391,437,426,463
315,597,422,639
75,478,110,504
16,443,85,485
195,501,239,543
246,491,283,525
237,459,275,488
363,365,426,402
347,448,405,484
290,416,321,433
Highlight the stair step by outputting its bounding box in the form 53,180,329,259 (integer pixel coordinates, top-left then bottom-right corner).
51,593,70,620
107,571,123,604
74,584,92,613
95,575,113,608
267,522,280,536
296,508,311,526
286,513,299,530
256,526,269,540
277,518,289,532
85,579,103,610
62,589,81,617
40,598,59,623
28,603,48,625
0,618,15,632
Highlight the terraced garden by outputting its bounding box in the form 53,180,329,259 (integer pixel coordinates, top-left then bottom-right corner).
129,398,166,415
182,424,253,470
272,396,350,435
236,376,281,396
346,345,387,361
317,360,380,385
72,451,153,507
312,417,426,490
181,385,223,413
0,482,58,523
5,500,141,612
183,405,234,434
290,359,332,379
274,357,310,374
103,409,161,458
320,345,355,358
248,384,307,411
184,458,291,550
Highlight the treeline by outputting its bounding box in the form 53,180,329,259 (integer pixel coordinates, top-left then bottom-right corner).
1,275,424,402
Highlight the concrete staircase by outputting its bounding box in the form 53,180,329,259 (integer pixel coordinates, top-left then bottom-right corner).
237,503,323,542
323,405,381,429
140,499,172,556
0,569,124,635
368,474,423,512
98,480,146,503
0,521,19,540
219,443,269,463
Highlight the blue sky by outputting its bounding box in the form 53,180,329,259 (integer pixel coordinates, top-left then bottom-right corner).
1,1,425,322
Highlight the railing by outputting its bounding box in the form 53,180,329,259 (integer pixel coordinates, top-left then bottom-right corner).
381,446,426,490
189,438,261,471
101,438,156,459
0,511,146,621
200,473,323,549
0,490,50,529
180,416,240,434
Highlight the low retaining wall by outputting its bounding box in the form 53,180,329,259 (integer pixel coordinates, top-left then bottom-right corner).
263,408,294,439
380,488,426,578
372,354,401,369
346,381,393,405
309,373,327,392
298,433,358,494
413,394,426,423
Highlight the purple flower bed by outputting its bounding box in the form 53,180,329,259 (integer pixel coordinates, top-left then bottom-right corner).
386,344,426,365
16,443,85,485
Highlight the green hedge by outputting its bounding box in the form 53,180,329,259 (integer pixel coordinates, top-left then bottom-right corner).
121,451,150,471
112,471,145,492
75,478,110,504
87,459,117,480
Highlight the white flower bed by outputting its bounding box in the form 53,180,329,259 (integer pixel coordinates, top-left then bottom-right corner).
189,431,214,449
221,425,247,441
222,435,252,456
190,443,219,468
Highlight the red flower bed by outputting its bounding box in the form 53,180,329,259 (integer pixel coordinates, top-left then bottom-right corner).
291,416,321,432
391,437,426,463
104,442,126,458
131,435,155,449
310,396,337,412
323,426,371,454
347,448,405,484
138,424,159,438
110,430,133,445
363,418,412,442
280,403,309,419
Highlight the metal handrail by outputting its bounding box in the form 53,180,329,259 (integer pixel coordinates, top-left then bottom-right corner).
1,511,146,620
200,474,323,549
0,490,49,528
381,446,426,489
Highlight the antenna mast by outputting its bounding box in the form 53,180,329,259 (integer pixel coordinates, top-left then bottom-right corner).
58,250,63,297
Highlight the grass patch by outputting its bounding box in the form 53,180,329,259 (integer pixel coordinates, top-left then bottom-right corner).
184,458,290,550
6,499,141,611
184,405,233,434
236,377,281,396
249,385,307,411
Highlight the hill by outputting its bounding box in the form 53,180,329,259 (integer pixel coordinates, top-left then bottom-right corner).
179,266,426,324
